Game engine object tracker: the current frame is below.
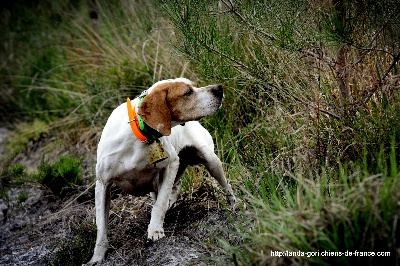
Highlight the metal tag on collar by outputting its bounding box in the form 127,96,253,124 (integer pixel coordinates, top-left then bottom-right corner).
139,90,148,98
146,139,168,166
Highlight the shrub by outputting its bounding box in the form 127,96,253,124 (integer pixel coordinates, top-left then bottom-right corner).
0,163,27,190
33,155,82,198
162,0,400,170
17,191,29,204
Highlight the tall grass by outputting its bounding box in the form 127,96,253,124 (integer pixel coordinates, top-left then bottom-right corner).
1,0,197,138
217,142,399,265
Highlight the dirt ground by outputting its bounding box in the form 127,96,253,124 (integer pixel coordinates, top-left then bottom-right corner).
0,128,240,265
0,189,238,266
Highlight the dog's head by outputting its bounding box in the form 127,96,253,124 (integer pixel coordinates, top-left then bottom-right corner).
138,78,224,136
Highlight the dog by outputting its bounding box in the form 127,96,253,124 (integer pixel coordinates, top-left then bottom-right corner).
87,78,236,264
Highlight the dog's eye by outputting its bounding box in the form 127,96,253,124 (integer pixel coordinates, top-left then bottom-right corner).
183,88,193,96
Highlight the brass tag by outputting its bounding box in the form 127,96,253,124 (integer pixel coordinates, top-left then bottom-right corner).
146,139,168,165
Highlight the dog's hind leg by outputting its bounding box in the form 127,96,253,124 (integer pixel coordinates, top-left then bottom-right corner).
88,180,111,264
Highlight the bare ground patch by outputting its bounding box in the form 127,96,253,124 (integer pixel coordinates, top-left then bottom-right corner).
0,127,240,265
0,182,239,265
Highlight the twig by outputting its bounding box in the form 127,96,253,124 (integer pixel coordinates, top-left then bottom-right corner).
358,51,400,108
219,0,278,42
292,93,341,120
306,102,341,120
352,11,399,65
302,49,333,66
62,181,96,210
202,42,249,70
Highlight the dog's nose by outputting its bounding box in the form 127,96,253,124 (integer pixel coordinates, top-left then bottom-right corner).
211,84,223,98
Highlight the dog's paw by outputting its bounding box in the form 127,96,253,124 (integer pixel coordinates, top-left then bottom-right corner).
83,259,102,266
84,240,108,266
147,227,165,241
227,195,239,211
84,254,104,266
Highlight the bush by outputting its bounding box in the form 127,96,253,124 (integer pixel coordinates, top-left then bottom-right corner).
159,2,400,264
33,155,82,198
162,0,400,170
0,163,27,190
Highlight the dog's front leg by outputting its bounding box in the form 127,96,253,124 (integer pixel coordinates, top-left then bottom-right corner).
168,163,187,209
203,153,237,207
147,157,180,241
88,180,111,264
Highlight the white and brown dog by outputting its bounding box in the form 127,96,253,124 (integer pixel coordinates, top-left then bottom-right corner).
87,78,236,264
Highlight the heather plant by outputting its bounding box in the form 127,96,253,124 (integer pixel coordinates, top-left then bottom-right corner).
162,0,400,169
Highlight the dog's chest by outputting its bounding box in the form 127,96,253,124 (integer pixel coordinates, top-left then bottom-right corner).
113,164,166,196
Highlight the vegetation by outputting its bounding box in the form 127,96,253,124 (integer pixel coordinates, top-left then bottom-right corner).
0,163,27,187
49,223,96,266
0,155,82,199
218,144,399,265
1,0,399,265
160,1,400,264
32,155,82,198
0,163,28,199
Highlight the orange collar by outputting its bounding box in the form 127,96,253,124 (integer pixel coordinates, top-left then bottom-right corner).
127,98,148,141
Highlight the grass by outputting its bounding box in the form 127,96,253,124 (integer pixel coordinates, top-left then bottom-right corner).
1,0,400,265
0,163,27,187
5,119,49,154
1,0,197,135
0,163,28,202
162,1,400,265
17,191,29,204
217,147,400,265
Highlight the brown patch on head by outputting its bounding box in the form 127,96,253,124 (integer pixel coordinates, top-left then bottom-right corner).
165,82,194,119
138,84,170,136
138,79,222,135
138,81,189,136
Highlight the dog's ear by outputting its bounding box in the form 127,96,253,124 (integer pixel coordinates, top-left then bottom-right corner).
138,86,171,136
